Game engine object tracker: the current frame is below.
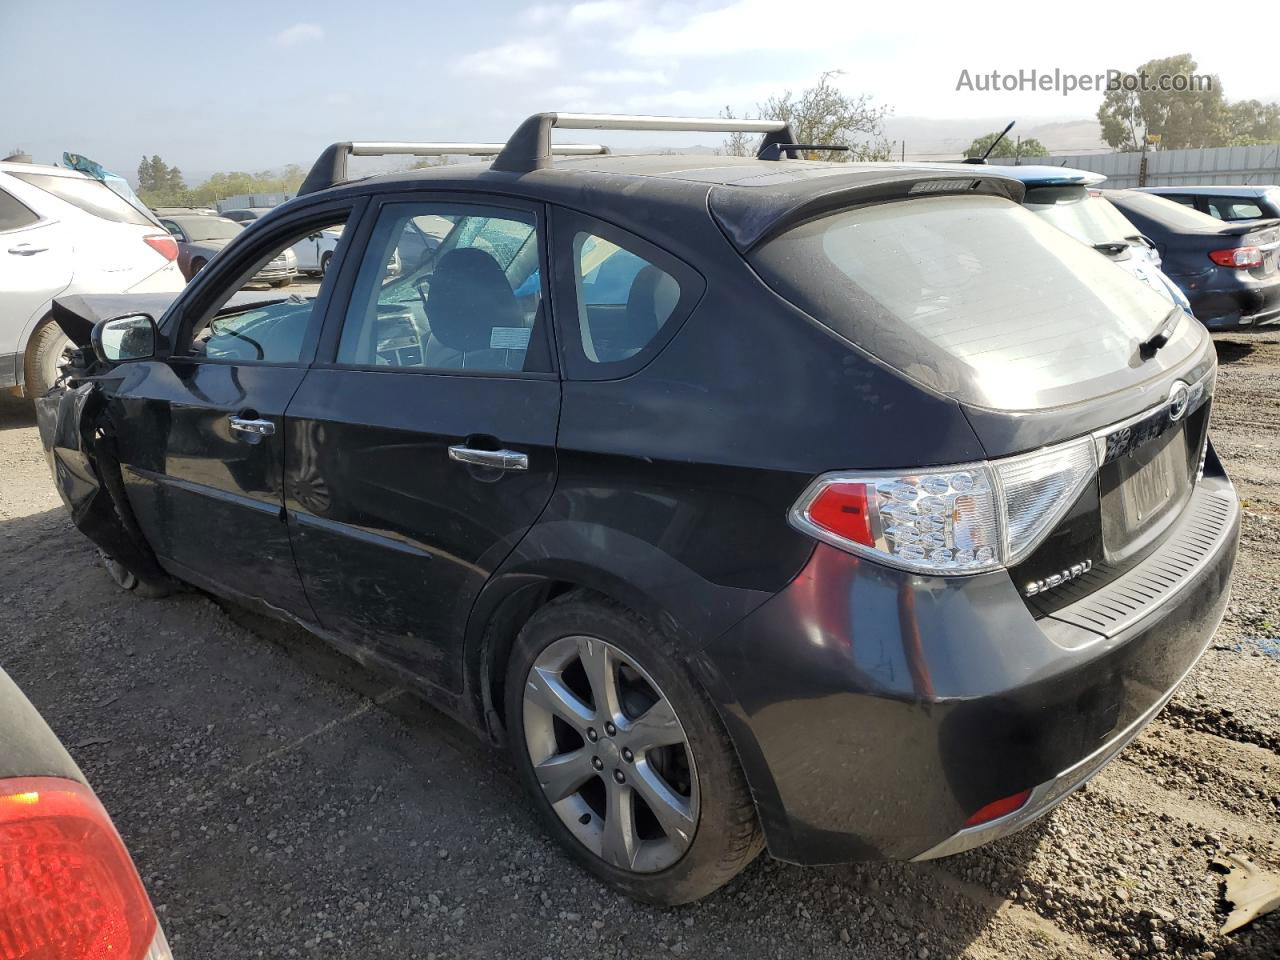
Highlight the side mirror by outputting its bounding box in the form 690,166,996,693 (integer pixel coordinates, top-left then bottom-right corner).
92,314,158,364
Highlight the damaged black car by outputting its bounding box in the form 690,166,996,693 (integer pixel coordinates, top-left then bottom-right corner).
37,113,1240,905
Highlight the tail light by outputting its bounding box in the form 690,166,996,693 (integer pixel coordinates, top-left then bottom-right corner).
0,777,172,960
790,437,1097,576
141,234,178,261
1208,245,1262,268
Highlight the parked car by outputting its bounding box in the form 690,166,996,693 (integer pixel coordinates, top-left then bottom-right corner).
1106,189,1280,330
1136,185,1280,223
220,207,275,225
993,165,1192,314
37,115,1238,905
0,159,185,397
152,205,219,218
159,214,297,285
289,224,402,278
0,662,173,958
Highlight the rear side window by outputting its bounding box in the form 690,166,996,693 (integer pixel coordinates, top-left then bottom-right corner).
0,187,39,231
751,194,1180,410
574,233,681,363
7,172,154,226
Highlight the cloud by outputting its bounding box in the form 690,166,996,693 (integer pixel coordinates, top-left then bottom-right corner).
453,40,558,78
620,0,864,58
273,23,324,47
583,69,670,85
521,4,562,25
566,0,628,25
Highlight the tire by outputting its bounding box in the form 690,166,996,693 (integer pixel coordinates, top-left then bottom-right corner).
23,319,72,398
100,552,176,599
188,258,207,280
319,252,332,277
505,592,763,904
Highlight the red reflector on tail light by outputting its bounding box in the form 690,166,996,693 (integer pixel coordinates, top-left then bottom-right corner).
1208,245,1262,269
142,234,178,261
805,482,874,548
963,788,1032,828
0,777,158,960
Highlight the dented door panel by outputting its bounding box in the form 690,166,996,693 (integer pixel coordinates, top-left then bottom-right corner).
104,358,314,621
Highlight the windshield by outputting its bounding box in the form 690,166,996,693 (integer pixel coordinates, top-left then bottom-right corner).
750,194,1188,411
1024,188,1142,246
180,217,242,241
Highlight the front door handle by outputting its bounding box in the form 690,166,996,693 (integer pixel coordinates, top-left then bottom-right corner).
228,415,276,442
7,244,48,256
448,445,528,471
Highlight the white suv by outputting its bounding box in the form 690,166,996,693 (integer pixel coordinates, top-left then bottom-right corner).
0,161,186,397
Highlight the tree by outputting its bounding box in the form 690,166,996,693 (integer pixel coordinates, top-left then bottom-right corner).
965,132,1048,161
1098,54,1226,151
718,105,753,158
721,71,893,161
1223,99,1280,146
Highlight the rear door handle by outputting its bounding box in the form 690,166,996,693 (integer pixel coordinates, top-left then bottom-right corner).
228,415,276,442
7,245,48,256
448,445,528,471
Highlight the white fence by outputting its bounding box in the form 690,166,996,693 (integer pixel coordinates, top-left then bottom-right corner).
988,143,1280,188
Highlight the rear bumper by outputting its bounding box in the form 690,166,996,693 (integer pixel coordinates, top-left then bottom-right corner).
1185,274,1280,330
699,462,1238,865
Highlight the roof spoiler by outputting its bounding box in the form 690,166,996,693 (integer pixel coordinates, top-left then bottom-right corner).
297,140,610,196
490,112,800,173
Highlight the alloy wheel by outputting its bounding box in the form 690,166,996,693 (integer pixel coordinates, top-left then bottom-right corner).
521,635,699,873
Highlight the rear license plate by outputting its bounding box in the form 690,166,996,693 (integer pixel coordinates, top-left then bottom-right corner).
1100,422,1191,559
1121,439,1181,527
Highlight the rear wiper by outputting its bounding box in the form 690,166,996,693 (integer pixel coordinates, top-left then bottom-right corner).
1139,307,1183,359
1093,241,1129,257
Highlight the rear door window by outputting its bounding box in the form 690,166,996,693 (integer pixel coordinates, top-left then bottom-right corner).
335,202,550,374
7,172,155,226
751,194,1188,411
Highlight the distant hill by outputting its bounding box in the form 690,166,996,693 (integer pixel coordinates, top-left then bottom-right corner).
884,116,1106,161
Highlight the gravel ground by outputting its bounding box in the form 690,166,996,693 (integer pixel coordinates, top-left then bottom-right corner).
0,333,1277,959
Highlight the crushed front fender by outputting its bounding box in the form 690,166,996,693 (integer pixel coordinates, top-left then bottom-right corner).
35,381,168,582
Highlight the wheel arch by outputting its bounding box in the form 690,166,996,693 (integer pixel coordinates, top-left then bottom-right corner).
463,522,779,745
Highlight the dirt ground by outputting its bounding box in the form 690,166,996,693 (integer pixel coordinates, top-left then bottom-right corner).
0,333,1277,960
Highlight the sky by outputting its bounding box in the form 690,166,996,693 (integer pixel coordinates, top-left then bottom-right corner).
2,0,1276,181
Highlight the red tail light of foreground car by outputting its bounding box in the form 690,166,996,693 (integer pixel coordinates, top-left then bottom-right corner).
0,777,172,960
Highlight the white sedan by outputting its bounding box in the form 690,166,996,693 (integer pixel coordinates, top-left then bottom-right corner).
0,159,185,397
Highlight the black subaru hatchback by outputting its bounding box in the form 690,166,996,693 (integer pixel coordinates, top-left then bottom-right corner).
36,113,1238,905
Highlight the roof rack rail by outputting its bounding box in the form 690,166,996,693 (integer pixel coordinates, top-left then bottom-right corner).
491,112,799,173
297,140,610,196
757,142,851,161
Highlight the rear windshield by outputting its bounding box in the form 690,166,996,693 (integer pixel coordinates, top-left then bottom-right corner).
180,217,242,241
1112,191,1227,231
751,194,1181,410
1023,188,1142,246
8,172,156,226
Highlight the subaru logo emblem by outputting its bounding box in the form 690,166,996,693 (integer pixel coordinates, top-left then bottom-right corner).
1168,381,1190,423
